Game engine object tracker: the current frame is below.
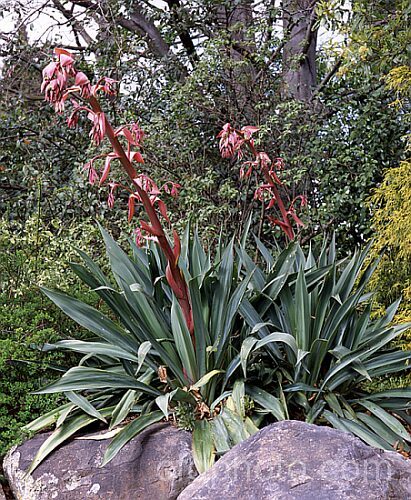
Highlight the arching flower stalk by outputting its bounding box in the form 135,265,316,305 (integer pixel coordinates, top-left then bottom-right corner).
217,123,307,240
41,48,193,336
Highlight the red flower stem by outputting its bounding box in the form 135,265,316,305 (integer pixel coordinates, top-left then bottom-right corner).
247,140,294,240
268,181,295,240
88,96,194,336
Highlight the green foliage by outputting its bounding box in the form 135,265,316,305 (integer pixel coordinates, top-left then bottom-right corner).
385,65,411,103
368,160,411,353
25,225,263,472
0,292,85,456
257,83,405,247
174,401,196,431
26,227,411,472
0,215,103,296
138,43,407,248
1,7,408,251
347,0,411,76
0,213,105,455
0,92,94,223
345,0,411,387
0,41,127,230
241,237,411,451
2,0,410,467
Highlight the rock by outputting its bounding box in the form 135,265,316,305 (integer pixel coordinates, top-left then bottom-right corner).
4,423,197,500
178,420,411,500
0,487,6,500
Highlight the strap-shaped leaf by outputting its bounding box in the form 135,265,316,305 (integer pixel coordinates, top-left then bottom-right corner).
254,234,275,268
171,297,198,383
219,269,254,359
357,412,410,451
219,406,249,445
65,391,107,423
240,337,258,377
110,390,136,429
155,389,178,418
190,230,210,281
361,388,411,401
222,355,241,390
263,242,297,300
35,366,161,396
41,287,138,353
56,404,75,428
49,340,140,362
236,246,266,290
192,420,215,473
294,266,310,351
211,239,234,335
283,383,320,393
188,276,210,377
23,403,74,432
239,299,282,359
28,407,113,473
212,415,232,453
321,327,402,391
137,341,152,373
192,370,224,390
358,400,411,441
244,416,259,435
99,224,153,296
102,411,164,466
255,331,298,358
232,380,246,418
69,261,149,349
74,246,114,287
246,385,286,421
323,410,392,450
307,338,329,386
305,400,326,423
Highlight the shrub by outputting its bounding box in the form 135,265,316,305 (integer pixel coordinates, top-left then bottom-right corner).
23,46,411,474
0,215,104,456
0,215,103,296
243,237,411,452
0,293,79,456
369,160,411,341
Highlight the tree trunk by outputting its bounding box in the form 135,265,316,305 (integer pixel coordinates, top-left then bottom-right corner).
214,0,256,120
282,0,318,102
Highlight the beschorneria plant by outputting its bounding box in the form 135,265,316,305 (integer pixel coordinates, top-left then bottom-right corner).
41,48,305,336
41,48,194,336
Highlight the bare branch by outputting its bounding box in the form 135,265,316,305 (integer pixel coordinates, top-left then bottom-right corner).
70,0,172,60
0,183,28,191
166,0,198,63
314,57,342,96
300,2,318,58
51,0,94,45
1,86,44,100
118,6,170,59
254,40,286,82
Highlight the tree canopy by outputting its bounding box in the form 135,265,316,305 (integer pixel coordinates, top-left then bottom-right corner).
0,0,409,247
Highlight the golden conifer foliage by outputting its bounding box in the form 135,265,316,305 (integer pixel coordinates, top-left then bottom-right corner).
370,160,411,336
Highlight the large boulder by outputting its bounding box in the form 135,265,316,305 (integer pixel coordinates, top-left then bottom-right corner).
178,420,411,500
4,423,197,500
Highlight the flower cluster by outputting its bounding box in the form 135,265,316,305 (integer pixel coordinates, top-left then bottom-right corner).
127,176,181,225
41,48,180,245
42,49,116,113
217,123,307,240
